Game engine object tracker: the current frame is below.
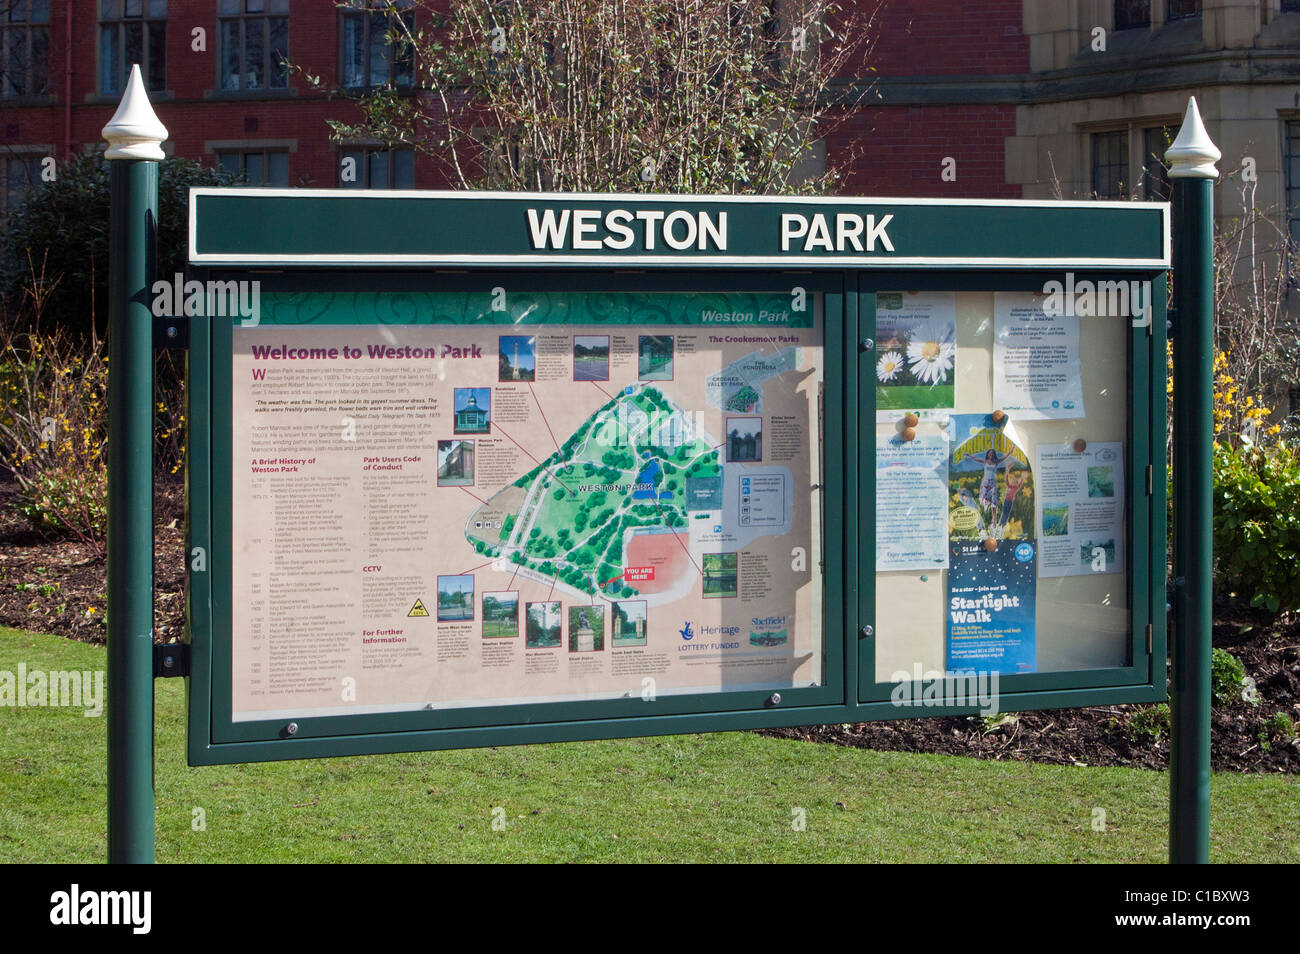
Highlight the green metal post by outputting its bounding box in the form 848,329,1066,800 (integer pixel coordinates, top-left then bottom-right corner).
1166,97,1219,865
103,65,168,865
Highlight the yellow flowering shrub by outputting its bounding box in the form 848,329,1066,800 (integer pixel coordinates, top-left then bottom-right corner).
1201,350,1297,612
1211,349,1280,446
0,326,108,550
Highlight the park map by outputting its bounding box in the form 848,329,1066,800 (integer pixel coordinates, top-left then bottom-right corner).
228,291,824,721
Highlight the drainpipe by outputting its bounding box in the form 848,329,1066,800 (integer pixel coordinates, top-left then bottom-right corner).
64,0,73,159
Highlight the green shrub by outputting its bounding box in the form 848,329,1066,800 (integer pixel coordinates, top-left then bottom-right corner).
1127,703,1170,742
1210,648,1246,707
1259,712,1295,751
1,152,238,336
1212,440,1300,613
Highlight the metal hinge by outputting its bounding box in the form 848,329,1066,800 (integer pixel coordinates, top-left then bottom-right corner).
153,642,190,678
1146,464,1153,495
154,314,188,350
1145,623,1153,654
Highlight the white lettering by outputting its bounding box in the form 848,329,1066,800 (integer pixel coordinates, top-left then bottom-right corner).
836,213,864,251
865,213,894,251
804,214,833,251
604,208,635,249
571,209,601,249
635,210,665,249
699,210,727,250
662,210,697,250
526,208,570,249
781,213,808,251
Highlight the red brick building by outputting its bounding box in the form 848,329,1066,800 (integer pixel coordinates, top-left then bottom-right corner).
0,0,1030,216
831,0,1027,197
2,0,424,206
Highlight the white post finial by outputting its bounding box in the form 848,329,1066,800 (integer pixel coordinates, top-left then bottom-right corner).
1165,96,1220,180
102,64,169,161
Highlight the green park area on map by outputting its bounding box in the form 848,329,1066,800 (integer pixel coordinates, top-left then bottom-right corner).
466,385,721,599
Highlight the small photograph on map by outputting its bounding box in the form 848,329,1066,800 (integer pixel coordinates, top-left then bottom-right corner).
437,574,475,621
499,335,536,382
638,335,674,381
525,601,563,648
611,600,648,647
726,417,763,462
482,591,519,638
453,387,491,434
702,552,738,598
573,335,610,381
437,439,474,487
568,605,606,652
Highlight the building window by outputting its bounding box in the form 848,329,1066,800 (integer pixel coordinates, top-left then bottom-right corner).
219,0,288,92
341,0,414,89
1091,130,1130,199
216,149,289,186
1166,0,1200,19
100,0,167,95
1114,0,1150,30
1141,125,1173,201
1,153,42,220
1,0,50,98
339,147,414,188
1285,121,1300,246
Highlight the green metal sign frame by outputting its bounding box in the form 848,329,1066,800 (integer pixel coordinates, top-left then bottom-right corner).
185,190,1168,766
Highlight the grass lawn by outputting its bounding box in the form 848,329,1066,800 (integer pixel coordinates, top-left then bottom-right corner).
876,383,955,410
1,626,1296,863
482,616,518,639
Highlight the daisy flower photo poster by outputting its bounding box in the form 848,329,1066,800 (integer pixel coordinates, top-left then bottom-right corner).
874,291,957,421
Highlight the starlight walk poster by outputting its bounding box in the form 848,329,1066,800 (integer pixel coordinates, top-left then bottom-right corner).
946,540,1037,674
945,414,1037,674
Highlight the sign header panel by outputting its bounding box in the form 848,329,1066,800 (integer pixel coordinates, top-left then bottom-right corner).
189,189,1170,269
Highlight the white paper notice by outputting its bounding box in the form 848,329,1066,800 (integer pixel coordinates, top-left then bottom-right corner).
993,292,1085,420
876,434,950,571
1035,442,1124,578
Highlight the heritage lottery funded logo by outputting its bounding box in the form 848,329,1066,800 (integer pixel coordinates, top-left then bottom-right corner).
677,622,741,652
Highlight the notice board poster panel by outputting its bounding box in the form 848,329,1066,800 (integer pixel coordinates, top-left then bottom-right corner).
872,288,1138,685
223,287,826,726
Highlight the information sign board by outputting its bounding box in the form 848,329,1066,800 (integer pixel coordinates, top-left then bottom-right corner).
184,190,1168,765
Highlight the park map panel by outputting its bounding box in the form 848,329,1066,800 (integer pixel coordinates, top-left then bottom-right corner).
228,291,824,720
